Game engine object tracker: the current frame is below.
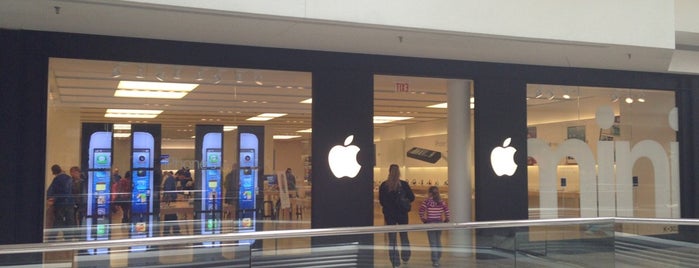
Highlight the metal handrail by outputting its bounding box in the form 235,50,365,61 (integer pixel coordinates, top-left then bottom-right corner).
2,217,697,255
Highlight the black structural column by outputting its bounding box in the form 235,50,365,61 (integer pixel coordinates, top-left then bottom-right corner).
678,77,699,242
473,78,528,253
311,69,374,228
0,30,48,267
311,69,374,263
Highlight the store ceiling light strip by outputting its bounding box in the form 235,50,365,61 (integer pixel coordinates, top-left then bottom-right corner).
115,81,198,99
273,135,301,140
104,109,163,119
246,113,287,121
373,116,413,124
113,124,132,130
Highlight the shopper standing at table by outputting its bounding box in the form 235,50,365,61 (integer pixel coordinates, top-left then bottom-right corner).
419,186,450,267
379,164,415,268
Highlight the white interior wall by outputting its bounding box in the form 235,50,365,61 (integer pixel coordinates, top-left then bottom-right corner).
45,106,80,190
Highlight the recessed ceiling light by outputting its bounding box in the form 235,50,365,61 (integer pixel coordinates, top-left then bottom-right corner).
104,109,163,119
258,113,287,118
246,113,287,121
113,132,131,138
246,117,273,121
273,135,301,140
300,98,312,104
297,128,312,133
427,103,447,108
374,116,413,124
111,66,121,78
113,124,131,130
223,126,238,131
115,81,198,99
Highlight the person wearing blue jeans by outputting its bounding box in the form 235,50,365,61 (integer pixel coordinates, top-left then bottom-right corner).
379,164,415,268
419,186,450,267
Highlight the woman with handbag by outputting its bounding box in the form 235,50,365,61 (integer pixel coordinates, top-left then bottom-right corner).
379,164,415,268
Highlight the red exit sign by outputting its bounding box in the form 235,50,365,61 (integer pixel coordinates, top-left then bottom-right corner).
395,82,409,93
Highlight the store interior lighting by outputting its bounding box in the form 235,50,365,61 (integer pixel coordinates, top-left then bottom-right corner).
374,116,413,124
135,66,145,79
611,93,620,102
115,80,199,99
195,69,204,81
235,71,243,83
155,71,165,81
113,123,132,130
562,89,571,99
273,135,301,140
104,108,163,118
255,74,263,85
247,113,287,121
113,132,131,138
111,65,121,78
213,72,222,84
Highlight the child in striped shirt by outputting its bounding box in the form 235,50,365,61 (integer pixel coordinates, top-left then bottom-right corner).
418,186,450,267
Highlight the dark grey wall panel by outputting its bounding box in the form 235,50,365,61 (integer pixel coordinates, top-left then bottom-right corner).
474,78,528,221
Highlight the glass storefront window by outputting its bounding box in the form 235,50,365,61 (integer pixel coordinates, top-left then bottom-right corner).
373,75,475,226
526,85,677,223
44,58,312,245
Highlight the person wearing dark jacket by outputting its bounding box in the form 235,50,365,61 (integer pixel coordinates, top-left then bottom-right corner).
69,166,88,228
379,164,415,268
46,164,74,241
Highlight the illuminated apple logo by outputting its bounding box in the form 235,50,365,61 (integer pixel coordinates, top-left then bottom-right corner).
328,135,361,178
490,137,517,176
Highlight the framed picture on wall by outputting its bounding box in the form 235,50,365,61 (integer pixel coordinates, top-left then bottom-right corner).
567,125,586,142
527,126,537,165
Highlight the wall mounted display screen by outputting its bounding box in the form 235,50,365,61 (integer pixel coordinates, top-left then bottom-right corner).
200,131,223,244
86,130,112,255
238,132,259,244
130,131,155,252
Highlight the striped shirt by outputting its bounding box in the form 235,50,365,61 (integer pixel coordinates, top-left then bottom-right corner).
419,198,450,223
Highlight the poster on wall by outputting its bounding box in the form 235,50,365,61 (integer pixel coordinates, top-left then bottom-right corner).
527,127,537,165
567,125,586,142
566,125,586,165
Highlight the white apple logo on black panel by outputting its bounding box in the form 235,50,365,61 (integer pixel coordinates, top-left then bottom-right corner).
490,137,517,176
328,135,361,178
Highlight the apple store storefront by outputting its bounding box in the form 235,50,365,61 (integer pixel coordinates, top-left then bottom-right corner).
3,30,699,250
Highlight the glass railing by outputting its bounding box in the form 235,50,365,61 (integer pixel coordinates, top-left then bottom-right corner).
2,217,699,267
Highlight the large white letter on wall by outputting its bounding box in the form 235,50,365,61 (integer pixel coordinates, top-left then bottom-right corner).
528,138,596,218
